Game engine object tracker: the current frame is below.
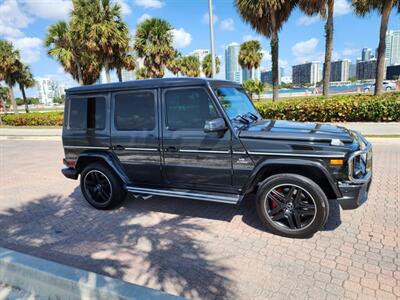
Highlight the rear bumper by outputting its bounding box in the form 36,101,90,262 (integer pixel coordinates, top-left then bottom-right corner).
62,167,78,180
337,177,372,210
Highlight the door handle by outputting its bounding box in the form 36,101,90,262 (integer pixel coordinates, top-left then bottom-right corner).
113,145,125,151
165,146,178,152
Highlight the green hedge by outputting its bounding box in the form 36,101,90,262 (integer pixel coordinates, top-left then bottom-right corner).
1,112,64,126
255,93,400,122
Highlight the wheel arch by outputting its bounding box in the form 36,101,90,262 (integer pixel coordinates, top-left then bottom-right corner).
242,159,341,199
76,151,130,185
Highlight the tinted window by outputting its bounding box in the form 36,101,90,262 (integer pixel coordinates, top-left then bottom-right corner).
114,91,155,131
165,88,218,131
69,97,106,130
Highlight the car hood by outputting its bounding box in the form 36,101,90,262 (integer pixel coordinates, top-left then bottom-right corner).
238,119,354,143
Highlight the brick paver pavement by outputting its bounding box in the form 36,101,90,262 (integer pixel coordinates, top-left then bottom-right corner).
0,139,399,300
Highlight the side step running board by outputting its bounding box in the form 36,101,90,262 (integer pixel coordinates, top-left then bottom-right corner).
126,186,240,204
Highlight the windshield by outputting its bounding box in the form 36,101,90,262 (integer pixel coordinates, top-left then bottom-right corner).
214,87,260,120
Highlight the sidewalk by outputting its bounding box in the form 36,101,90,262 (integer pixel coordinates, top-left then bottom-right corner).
0,122,399,139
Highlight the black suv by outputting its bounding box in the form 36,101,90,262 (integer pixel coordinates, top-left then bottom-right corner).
62,78,372,238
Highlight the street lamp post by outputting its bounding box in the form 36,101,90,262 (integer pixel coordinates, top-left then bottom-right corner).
208,0,216,78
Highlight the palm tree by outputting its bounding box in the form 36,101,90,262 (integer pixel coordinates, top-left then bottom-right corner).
136,67,149,80
134,18,175,78
242,79,257,99
235,0,297,101
72,0,131,83
181,56,201,77
114,53,136,82
167,51,183,77
0,40,20,114
45,21,84,85
353,0,400,95
15,64,35,113
299,0,333,96
239,40,263,80
254,80,265,101
202,54,221,78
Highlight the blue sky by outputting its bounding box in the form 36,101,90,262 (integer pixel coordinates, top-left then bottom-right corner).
0,0,399,96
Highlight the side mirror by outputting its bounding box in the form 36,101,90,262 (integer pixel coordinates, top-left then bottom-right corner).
204,118,228,133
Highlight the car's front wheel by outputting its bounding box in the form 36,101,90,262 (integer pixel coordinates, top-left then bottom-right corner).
256,174,329,238
80,162,126,209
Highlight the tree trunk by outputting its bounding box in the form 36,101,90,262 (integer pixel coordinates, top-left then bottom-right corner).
20,84,29,113
375,0,393,95
8,84,18,114
117,68,122,82
323,0,334,96
250,67,253,80
73,57,84,85
105,65,111,83
270,12,279,101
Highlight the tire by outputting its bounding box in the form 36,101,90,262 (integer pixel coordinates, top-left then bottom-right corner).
256,173,329,238
385,87,391,91
80,162,126,209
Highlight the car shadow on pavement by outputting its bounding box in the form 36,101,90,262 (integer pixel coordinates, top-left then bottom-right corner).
0,187,236,300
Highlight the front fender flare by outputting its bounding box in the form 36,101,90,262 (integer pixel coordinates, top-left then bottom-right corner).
242,158,341,198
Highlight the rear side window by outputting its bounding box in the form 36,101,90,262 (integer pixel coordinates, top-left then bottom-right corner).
114,91,155,131
69,96,106,130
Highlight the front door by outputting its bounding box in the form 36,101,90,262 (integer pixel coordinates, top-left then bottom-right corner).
161,86,232,192
111,89,162,185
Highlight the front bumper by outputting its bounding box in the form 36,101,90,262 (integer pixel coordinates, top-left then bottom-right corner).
337,174,372,209
62,167,78,180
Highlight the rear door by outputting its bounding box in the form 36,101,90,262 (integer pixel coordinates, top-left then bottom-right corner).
110,89,162,185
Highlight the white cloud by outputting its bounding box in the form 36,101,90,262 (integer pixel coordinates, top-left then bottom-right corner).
202,12,218,24
220,18,234,31
242,34,261,42
137,13,151,24
0,0,32,39
24,0,72,20
171,28,192,49
135,0,164,9
342,47,359,57
261,50,271,62
116,0,132,15
9,37,42,64
335,0,351,16
292,38,321,63
297,15,321,26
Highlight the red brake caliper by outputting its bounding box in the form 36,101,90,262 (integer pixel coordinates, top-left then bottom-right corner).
271,187,283,209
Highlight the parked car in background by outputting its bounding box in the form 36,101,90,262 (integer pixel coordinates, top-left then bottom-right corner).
61,78,372,238
364,81,397,92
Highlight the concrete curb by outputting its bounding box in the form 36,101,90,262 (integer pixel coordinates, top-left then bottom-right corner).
0,247,182,300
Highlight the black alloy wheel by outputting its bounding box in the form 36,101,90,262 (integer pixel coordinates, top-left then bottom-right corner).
83,170,112,205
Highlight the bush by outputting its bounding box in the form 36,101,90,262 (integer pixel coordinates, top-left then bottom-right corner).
1,112,64,126
255,93,400,122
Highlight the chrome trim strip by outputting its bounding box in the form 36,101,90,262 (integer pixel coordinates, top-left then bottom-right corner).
179,149,230,154
125,147,159,151
248,151,346,158
64,146,110,150
126,187,239,204
232,151,247,155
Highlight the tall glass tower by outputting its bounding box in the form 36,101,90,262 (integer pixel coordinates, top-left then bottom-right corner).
225,42,242,83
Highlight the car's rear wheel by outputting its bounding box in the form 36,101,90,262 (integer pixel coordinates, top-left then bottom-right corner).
385,86,392,91
256,174,329,238
80,162,126,209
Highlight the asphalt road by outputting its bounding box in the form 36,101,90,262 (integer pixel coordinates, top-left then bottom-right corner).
0,139,399,299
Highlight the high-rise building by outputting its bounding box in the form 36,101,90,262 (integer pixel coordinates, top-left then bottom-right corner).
385,30,400,66
36,78,66,105
260,68,283,85
242,67,261,82
356,59,377,80
386,64,400,80
330,59,351,82
225,42,242,83
121,69,135,81
349,63,357,78
361,48,372,61
292,62,321,85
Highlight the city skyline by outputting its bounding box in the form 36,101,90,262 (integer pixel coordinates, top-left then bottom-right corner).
0,0,399,97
